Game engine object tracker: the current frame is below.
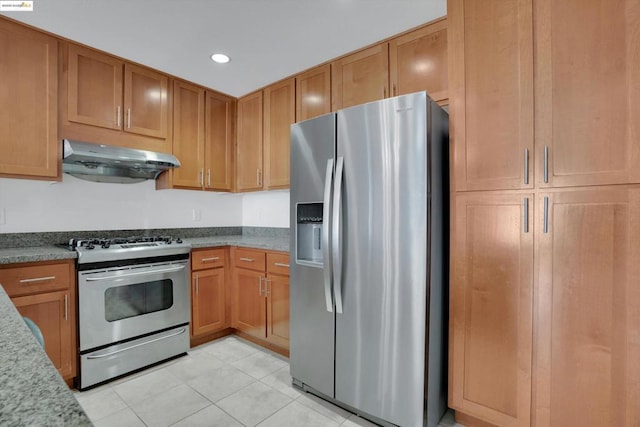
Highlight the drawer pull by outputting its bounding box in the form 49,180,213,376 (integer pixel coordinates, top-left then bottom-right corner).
201,257,220,262
274,262,290,268
19,276,56,284
239,257,255,262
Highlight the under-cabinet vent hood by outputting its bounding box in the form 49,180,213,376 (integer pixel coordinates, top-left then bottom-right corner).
62,139,180,184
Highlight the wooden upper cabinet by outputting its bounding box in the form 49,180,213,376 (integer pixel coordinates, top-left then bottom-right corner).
264,78,295,189
296,64,331,121
0,18,58,179
332,43,389,110
449,0,534,191
172,80,205,189
236,91,264,191
123,64,169,139
535,0,640,188
389,18,448,102
205,91,235,191
535,188,640,426
450,192,533,426
67,45,123,130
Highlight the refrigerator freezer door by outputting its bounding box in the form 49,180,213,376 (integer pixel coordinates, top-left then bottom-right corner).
335,92,429,427
290,113,337,398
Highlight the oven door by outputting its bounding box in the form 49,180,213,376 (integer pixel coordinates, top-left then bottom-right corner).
78,260,190,351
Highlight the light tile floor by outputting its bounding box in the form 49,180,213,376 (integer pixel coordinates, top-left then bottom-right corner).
74,336,462,427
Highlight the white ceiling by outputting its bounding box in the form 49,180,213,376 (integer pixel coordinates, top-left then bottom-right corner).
1,0,446,97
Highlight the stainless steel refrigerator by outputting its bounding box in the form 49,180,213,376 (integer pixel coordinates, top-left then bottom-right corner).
289,91,448,427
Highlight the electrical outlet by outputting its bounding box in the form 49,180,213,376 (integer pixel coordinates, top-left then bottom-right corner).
0,208,5,225
192,208,202,222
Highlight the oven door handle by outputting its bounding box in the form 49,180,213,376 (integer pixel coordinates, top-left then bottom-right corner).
84,265,186,281
86,327,187,359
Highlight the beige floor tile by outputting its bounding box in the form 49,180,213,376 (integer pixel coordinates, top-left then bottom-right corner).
92,407,146,427
260,366,303,399
202,336,260,362
74,386,127,421
231,350,288,379
296,393,351,424
188,363,256,402
112,368,183,406
166,350,225,382
129,384,211,427
171,404,243,427
258,401,340,427
216,381,293,426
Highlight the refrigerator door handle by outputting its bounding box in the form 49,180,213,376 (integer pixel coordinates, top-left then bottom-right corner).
322,158,335,312
332,156,345,314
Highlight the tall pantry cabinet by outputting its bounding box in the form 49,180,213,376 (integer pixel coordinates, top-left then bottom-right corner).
448,0,640,426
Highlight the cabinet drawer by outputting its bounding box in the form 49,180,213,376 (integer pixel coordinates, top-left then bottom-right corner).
267,252,290,276
233,248,266,272
0,262,71,297
192,248,226,270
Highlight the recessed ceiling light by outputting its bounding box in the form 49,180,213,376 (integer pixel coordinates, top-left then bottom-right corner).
211,53,230,64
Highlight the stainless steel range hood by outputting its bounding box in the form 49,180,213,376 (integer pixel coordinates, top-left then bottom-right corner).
62,139,180,184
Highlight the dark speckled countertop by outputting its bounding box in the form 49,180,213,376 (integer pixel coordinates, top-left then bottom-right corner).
0,285,91,426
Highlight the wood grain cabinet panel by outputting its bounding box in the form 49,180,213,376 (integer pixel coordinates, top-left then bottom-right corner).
123,63,169,139
236,91,264,191
233,268,266,339
0,18,58,179
449,0,534,191
192,268,227,336
265,269,289,349
332,43,389,110
172,80,205,189
534,188,640,427
535,0,640,188
264,78,295,189
296,64,331,122
450,192,533,426
205,91,235,191
389,18,448,102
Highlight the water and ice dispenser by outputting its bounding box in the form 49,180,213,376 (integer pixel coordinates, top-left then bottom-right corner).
296,203,323,266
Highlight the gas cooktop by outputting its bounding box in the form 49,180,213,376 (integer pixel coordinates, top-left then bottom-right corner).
68,235,191,264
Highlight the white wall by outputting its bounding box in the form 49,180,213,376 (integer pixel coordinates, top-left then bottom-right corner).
242,190,290,228
0,176,290,233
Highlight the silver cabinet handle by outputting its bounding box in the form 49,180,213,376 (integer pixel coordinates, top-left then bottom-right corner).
322,158,334,313
258,276,264,296
523,198,529,233
85,265,185,281
116,106,121,127
207,169,211,187
264,278,271,296
64,294,68,321
274,262,290,268
86,328,186,359
543,146,549,183
200,168,204,187
257,169,262,187
332,156,344,314
524,148,529,185
127,108,131,128
239,257,254,262
201,257,220,262
195,275,199,296
19,276,56,284
392,83,397,97
543,196,549,233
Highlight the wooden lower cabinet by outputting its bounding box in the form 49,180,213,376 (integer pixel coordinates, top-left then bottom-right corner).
233,268,267,338
265,271,289,349
0,260,76,381
450,192,533,426
191,248,229,342
534,187,640,426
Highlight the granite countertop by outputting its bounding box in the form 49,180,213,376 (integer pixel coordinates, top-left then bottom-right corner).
0,285,91,426
0,246,77,265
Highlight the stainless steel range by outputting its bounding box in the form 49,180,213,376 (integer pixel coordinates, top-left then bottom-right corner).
70,236,191,389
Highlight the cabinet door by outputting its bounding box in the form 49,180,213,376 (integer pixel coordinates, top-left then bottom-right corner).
192,268,227,336
172,81,205,188
266,273,289,349
236,91,264,191
449,0,533,191
67,44,123,130
535,0,640,188
535,188,640,426
233,268,266,339
450,192,533,426
205,91,235,191
0,18,58,179
332,43,389,110
296,64,331,121
389,19,448,102
264,78,295,189
123,64,169,139
12,291,73,379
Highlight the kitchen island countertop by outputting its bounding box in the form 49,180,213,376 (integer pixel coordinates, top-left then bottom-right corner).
0,284,91,426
